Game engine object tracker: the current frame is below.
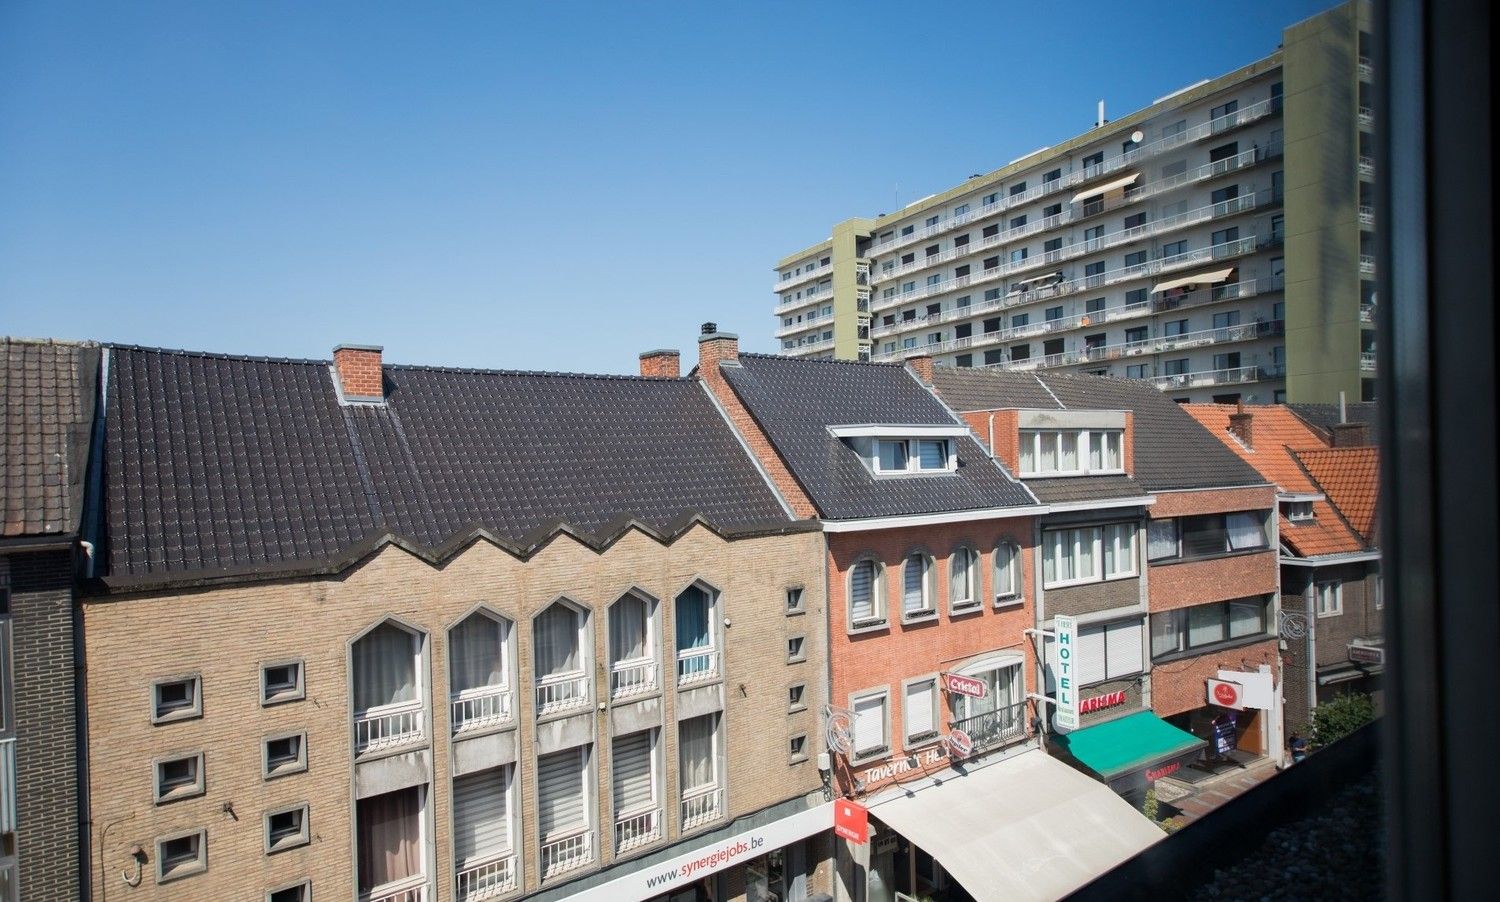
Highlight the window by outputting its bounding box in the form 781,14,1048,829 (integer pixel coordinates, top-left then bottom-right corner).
675,584,718,686
785,587,805,614
1125,250,1147,267
1283,501,1316,521
983,192,999,205
873,438,952,474
1127,364,1149,379
1044,202,1062,218
1161,159,1188,179
534,602,588,715
1019,429,1124,476
1010,215,1027,229
1162,240,1187,257
1151,597,1272,659
1162,119,1187,139
851,691,889,759
788,684,806,712
1010,248,1028,263
1081,151,1104,169
265,804,310,853
1054,619,1145,685
904,678,938,744
264,732,307,779
1212,184,1240,205
1212,226,1240,246
353,621,424,750
156,829,206,882
452,609,513,729
993,542,1020,604
949,547,980,612
948,660,1025,749
1084,225,1104,243
1011,313,1030,328
537,747,593,876
1009,181,1027,197
877,439,908,472
902,552,935,620
849,559,885,628
789,734,808,762
1211,99,1239,120
1226,511,1267,549
1044,237,1063,254
1124,211,1147,229
261,660,304,706
925,244,939,258
1317,582,1343,617
268,882,311,902
1042,523,1136,587
1148,519,1179,561
1164,358,1190,376
611,731,659,851
925,215,939,227
1209,142,1238,163
453,764,515,882
152,675,202,724
154,753,204,803
786,636,806,663
1171,511,1267,558
607,593,655,699
679,714,722,829
1102,523,1137,578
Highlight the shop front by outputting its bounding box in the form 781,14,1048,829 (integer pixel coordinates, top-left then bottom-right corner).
1161,668,1282,772
1049,710,1207,806
1318,641,1384,712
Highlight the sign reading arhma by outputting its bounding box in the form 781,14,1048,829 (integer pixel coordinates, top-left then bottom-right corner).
1054,616,1079,730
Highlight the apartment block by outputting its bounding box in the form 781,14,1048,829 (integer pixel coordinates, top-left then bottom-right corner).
83,344,834,902
772,0,1376,406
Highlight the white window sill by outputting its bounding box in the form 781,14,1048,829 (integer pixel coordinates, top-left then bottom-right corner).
901,609,939,625
950,599,983,616
993,595,1024,609
848,618,889,636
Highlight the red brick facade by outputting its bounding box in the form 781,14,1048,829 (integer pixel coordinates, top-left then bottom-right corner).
1150,638,1280,718
638,349,681,378
1149,551,1280,611
1148,486,1275,519
332,345,384,398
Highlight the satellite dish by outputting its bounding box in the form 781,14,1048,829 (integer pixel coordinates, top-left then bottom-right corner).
1131,130,1145,144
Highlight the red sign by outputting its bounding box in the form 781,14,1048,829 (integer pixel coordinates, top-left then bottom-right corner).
947,728,974,759
943,673,987,699
1208,679,1244,710
1077,690,1128,715
1147,760,1182,782
834,800,869,844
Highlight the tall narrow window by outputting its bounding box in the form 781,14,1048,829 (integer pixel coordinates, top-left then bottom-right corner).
904,679,937,744
609,593,657,699
993,542,1020,604
612,730,660,851
538,746,593,877
852,693,888,759
903,552,934,619
534,602,588,716
357,787,424,898
949,548,979,611
450,611,511,734
849,559,884,627
454,766,516,898
1226,512,1267,550
675,585,718,686
679,715,722,829
353,622,423,754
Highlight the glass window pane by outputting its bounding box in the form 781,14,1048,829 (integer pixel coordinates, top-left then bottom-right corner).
1148,520,1178,560
1040,432,1059,472
917,440,946,469
850,561,877,620
1229,599,1265,637
879,441,908,471
1188,604,1227,647
1075,528,1096,579
1151,612,1184,657
1020,433,1036,473
1227,512,1267,549
1089,432,1104,470
1059,432,1079,470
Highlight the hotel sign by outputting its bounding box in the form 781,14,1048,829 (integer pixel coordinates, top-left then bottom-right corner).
1054,615,1079,730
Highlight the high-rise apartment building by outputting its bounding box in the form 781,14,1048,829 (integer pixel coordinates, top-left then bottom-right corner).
772,0,1375,405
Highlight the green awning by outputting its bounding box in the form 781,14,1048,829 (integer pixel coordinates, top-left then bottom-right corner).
1051,711,1207,780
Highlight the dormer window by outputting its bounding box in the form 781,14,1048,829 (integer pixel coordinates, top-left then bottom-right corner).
876,438,952,473
1020,429,1124,476
1283,501,1316,521
832,425,964,476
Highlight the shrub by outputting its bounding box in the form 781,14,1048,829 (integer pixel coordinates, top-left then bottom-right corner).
1309,692,1376,749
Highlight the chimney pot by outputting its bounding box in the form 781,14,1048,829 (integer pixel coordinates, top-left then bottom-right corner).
332,344,385,401
638,349,681,379
696,324,740,380
905,354,935,384
1227,402,1254,449
701,322,718,336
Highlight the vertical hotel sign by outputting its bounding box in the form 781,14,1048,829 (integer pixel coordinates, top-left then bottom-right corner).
1054,615,1079,730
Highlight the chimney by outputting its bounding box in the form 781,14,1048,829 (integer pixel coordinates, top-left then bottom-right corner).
905,354,934,384
1228,399,1254,449
1331,421,1371,447
697,322,739,379
639,349,681,379
332,344,385,401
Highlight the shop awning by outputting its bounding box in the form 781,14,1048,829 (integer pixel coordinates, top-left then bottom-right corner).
1070,172,1139,203
1050,711,1206,781
1010,270,1062,289
1150,266,1236,295
867,749,1164,901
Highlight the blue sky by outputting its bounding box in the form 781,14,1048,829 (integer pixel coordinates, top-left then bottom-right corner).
1,0,1331,374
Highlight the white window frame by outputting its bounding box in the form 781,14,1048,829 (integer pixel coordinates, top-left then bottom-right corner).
1284,500,1316,522
151,674,202,725
1103,523,1138,579
902,676,940,747
264,802,311,854
1044,524,1138,588
1316,581,1344,617
870,438,957,476
155,828,207,883
849,689,891,762
260,659,305,707
263,731,308,780
1019,429,1126,477
847,558,887,631
993,542,1022,606
153,751,205,804
901,551,937,622
949,546,981,614
606,593,656,698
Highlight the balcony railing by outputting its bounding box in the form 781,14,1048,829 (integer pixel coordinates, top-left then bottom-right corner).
1359,205,1375,228
866,98,1279,258
610,659,659,699
451,686,514,736
0,737,15,835
1146,365,1265,391
355,699,425,755
456,853,517,901
614,806,662,852
773,290,829,315
1358,107,1374,129
772,262,832,294
676,648,719,687
1360,255,1376,276
363,875,428,902
1358,155,1375,178
1358,56,1373,80
540,828,593,879
680,786,724,830
1360,304,1375,324
535,673,589,717
775,311,834,338
1361,352,1377,372
948,701,1029,755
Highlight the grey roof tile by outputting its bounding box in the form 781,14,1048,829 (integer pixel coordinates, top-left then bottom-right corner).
0,338,98,537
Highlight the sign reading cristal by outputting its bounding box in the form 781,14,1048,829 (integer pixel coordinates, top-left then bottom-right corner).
943,673,987,699
1054,615,1079,730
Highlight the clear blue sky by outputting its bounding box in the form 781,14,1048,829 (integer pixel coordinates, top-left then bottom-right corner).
1,0,1332,374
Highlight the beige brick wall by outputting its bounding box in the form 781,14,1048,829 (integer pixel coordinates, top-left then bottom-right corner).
84,524,827,901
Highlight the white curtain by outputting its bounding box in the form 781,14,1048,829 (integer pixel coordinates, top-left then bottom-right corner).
903,554,927,613
679,715,717,790
994,543,1016,598
611,596,649,663
357,787,421,892
1188,604,1226,647
1059,432,1079,470
950,550,972,604
1226,512,1266,549
1151,611,1184,657
534,605,581,680
1148,519,1179,560
450,614,504,693
354,624,417,712
1020,433,1037,473
1228,599,1265,637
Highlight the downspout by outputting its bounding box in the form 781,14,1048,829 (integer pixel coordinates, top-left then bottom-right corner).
1304,576,1318,719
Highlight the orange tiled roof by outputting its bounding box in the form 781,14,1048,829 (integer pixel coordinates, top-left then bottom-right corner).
1295,446,1380,543
1183,404,1368,558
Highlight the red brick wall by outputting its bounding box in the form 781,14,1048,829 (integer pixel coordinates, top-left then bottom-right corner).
960,409,1020,473
332,346,383,398
638,351,681,378
826,518,1037,794
1150,638,1279,717
1149,486,1275,518
1123,410,1135,476
1149,551,1279,611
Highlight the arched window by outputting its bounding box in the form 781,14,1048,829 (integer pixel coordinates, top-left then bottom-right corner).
674,583,719,687
902,551,936,620
352,620,425,754
609,592,658,698
534,601,589,716
848,558,886,628
949,547,981,613
448,610,512,734
994,542,1021,606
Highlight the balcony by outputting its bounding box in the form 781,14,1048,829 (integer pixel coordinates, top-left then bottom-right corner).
773,290,827,316
681,786,724,831
775,311,833,338
782,334,836,357
1359,56,1373,80
609,659,659,700
865,98,1279,258
540,829,594,879
676,648,719,687
1146,365,1265,391
1359,205,1375,228
948,701,1028,755
615,806,663,853
363,876,428,902
772,262,832,294
1360,305,1375,324
1,737,14,835
451,686,514,736
1358,107,1374,129
456,853,517,901
1361,352,1377,372
1358,156,1375,179
355,700,426,756
1360,255,1376,276
535,674,589,718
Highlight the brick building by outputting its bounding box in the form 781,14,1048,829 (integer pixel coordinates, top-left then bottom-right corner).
1186,402,1381,733
0,338,94,902
83,343,835,902
695,328,1162,902
930,365,1284,789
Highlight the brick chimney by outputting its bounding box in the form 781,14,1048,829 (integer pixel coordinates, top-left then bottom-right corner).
332,344,385,401
697,322,739,382
905,354,934,384
1331,421,1371,447
639,349,681,379
1227,400,1253,449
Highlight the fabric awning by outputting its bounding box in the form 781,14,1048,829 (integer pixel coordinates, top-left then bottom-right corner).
1150,266,1236,295
1010,270,1062,289
1050,711,1206,781
1070,172,1139,204
867,749,1164,901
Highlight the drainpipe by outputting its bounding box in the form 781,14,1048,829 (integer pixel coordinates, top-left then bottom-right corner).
1304,578,1318,722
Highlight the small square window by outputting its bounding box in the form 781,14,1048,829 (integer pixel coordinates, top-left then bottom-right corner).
154,752,205,804
264,733,308,780
151,675,202,725
267,882,311,902
787,636,806,664
788,684,807,712
261,660,305,706
156,829,206,883
265,804,310,854
785,587,805,615
789,734,808,762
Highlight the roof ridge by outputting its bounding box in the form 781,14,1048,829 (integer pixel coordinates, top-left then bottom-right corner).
2,336,99,348
738,351,905,368
107,343,330,366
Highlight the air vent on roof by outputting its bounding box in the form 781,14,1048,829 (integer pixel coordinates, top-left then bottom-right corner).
701,322,718,335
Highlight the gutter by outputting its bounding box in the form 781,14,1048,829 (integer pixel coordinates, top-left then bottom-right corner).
820,503,1050,533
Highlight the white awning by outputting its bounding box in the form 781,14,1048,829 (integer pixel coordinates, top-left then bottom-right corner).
1010,270,1063,289
1070,172,1139,204
1150,266,1236,294
867,749,1163,901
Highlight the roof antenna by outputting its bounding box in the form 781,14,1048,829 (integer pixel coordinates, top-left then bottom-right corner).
1339,390,1347,423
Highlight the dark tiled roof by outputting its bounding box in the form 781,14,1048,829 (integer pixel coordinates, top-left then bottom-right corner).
930,368,1267,493
1026,475,1148,504
102,345,795,585
720,354,1035,520
1287,403,1380,443
1,338,99,538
